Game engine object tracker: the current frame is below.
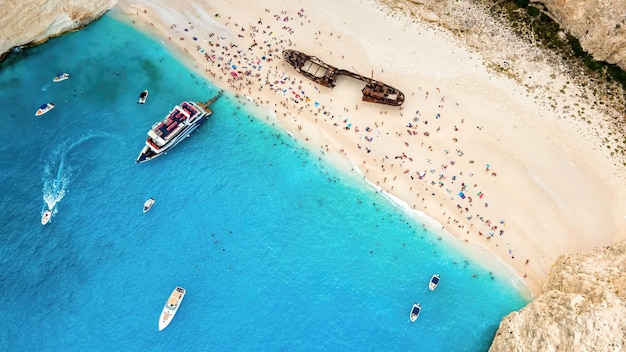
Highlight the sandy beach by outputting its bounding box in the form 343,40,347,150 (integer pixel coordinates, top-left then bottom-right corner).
113,0,626,296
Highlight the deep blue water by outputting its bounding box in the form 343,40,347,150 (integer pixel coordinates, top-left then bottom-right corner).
0,14,528,351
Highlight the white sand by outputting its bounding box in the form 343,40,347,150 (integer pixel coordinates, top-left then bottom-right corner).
113,0,626,296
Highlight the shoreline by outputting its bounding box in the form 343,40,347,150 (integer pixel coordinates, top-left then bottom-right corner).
363,171,532,296
112,0,626,297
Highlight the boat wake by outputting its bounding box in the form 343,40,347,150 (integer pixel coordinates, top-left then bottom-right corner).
42,154,69,214
41,132,114,217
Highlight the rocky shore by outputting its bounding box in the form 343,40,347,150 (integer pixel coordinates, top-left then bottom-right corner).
490,240,626,351
540,0,626,71
0,0,118,61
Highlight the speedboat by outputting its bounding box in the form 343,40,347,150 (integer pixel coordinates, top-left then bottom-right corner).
53,73,70,82
35,102,55,116
143,198,155,213
138,90,149,104
429,274,440,291
410,303,421,322
159,287,186,331
41,210,52,225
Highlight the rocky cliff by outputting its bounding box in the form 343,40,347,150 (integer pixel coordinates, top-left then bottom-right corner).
539,0,626,70
489,241,626,352
0,0,118,60
3,0,625,70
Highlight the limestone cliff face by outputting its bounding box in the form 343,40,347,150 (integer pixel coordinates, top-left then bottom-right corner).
0,0,118,59
540,0,626,70
489,241,626,352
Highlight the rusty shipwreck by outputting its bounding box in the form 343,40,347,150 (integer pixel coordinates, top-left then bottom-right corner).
282,49,405,106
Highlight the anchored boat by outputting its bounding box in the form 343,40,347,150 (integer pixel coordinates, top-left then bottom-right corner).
136,92,221,163
429,274,440,291
143,198,155,213
138,90,148,104
158,287,186,331
409,303,421,322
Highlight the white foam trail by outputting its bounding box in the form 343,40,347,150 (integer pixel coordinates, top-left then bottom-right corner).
41,132,115,214
42,147,70,211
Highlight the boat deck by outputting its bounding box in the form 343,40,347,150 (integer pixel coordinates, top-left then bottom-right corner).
166,287,184,310
152,102,200,140
301,59,330,79
167,296,179,309
137,94,221,164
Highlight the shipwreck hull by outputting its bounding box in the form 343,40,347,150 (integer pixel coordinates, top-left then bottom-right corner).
282,49,404,106
282,49,339,88
362,82,405,106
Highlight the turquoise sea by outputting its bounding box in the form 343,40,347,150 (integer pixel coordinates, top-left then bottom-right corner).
0,13,528,351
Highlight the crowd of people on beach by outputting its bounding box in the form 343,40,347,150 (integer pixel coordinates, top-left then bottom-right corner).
134,5,529,278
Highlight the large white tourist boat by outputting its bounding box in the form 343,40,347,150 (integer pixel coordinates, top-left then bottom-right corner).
136,93,220,163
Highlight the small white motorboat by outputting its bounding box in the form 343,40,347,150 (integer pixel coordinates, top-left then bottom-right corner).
410,303,421,322
429,274,440,291
159,287,186,331
41,210,52,225
138,90,149,104
143,198,155,213
35,102,55,116
53,73,70,82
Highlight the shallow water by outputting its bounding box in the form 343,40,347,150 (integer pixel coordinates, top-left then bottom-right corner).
0,14,527,351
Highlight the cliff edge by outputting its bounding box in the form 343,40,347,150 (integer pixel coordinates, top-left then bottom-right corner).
0,0,118,60
540,0,626,71
489,240,626,352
